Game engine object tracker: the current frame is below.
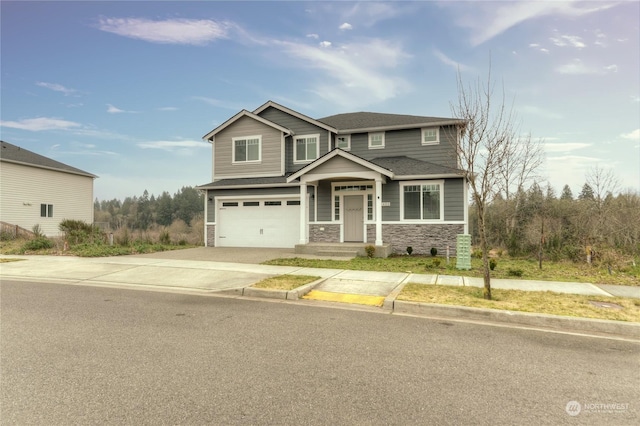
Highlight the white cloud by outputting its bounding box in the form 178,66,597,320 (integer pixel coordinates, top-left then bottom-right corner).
620,129,640,140
555,59,595,75
339,22,353,30
555,59,619,75
631,95,640,103
443,1,617,46
191,96,245,111
36,81,78,96
433,49,471,72
544,142,591,153
306,33,319,39
0,117,81,131
550,34,586,48
157,106,178,111
274,38,410,107
319,41,332,48
107,104,138,114
97,17,230,45
341,2,404,27
137,140,210,151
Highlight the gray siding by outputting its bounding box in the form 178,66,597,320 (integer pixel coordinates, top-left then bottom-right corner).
338,125,458,168
444,178,464,221
309,156,373,176
382,181,400,221
316,180,332,221
214,115,282,178
257,106,330,173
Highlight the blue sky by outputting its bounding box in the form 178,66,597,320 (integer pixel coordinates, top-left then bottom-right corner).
1,1,638,200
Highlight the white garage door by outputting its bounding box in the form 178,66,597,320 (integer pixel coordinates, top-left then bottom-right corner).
216,198,301,248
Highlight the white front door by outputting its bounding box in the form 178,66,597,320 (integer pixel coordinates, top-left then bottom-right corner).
344,195,364,242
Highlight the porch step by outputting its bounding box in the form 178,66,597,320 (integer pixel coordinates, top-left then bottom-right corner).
316,249,359,257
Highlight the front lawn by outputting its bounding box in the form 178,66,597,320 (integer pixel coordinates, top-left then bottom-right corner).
398,283,640,322
264,255,640,286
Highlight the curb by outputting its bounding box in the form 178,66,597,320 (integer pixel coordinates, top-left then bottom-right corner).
220,278,326,301
393,300,640,339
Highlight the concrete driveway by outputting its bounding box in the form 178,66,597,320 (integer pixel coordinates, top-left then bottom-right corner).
129,247,305,264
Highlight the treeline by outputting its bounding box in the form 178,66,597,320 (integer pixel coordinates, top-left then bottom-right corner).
94,186,203,231
477,182,640,260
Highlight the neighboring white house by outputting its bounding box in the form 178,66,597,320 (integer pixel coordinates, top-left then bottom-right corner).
0,141,97,236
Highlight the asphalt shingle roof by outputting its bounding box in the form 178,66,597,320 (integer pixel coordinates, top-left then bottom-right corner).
0,141,96,178
370,156,464,176
317,112,463,132
198,176,294,188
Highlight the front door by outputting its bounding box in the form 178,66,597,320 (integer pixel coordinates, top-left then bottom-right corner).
344,195,364,242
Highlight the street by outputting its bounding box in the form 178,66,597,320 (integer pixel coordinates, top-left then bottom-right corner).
1,280,638,425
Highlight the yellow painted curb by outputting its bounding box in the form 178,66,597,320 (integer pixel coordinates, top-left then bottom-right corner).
303,290,385,307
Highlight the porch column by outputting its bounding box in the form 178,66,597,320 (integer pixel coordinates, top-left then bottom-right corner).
375,179,383,246
299,182,308,244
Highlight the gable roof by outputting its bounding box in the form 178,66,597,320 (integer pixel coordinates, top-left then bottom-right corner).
287,148,395,183
318,112,465,134
0,140,97,178
202,109,293,141
253,100,338,133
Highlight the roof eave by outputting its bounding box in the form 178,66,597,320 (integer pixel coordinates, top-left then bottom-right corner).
337,119,467,134
0,158,97,178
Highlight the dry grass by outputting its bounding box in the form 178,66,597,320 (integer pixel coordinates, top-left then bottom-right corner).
252,275,320,291
0,258,25,263
398,283,640,322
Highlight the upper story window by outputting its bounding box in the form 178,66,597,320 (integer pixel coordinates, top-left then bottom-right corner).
368,132,385,149
294,134,319,163
421,127,439,145
233,135,261,163
336,135,351,150
401,181,443,221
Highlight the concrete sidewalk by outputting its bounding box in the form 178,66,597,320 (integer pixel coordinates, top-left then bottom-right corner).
2,253,639,339
1,253,638,299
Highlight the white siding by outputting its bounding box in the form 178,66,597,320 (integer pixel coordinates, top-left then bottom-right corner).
0,162,94,236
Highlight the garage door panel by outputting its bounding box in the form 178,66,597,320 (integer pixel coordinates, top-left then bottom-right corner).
217,198,300,248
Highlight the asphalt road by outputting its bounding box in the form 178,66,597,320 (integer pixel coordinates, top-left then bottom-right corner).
1,280,639,425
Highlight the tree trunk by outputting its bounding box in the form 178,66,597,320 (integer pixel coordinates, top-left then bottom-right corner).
477,206,492,300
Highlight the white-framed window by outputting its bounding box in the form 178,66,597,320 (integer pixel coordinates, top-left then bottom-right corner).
421,127,440,145
294,134,320,163
368,132,385,149
233,135,261,163
40,203,53,217
336,135,351,150
400,180,444,221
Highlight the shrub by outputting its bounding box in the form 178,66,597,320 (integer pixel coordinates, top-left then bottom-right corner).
59,219,100,244
432,258,441,267
406,246,413,255
22,237,53,251
159,229,171,245
32,224,44,238
365,245,376,258
507,268,523,277
489,259,497,270
472,249,483,259
430,247,438,256
115,228,131,246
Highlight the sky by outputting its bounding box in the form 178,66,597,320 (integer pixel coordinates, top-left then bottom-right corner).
1,0,638,201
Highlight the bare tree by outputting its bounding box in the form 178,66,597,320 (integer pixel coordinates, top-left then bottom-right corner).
450,66,543,300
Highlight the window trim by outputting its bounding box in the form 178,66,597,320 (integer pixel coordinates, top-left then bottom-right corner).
294,133,320,163
399,180,444,222
421,127,440,145
368,132,385,149
40,203,53,218
232,135,262,164
336,134,351,150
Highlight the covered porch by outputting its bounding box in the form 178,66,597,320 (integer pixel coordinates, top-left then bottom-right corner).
287,149,395,250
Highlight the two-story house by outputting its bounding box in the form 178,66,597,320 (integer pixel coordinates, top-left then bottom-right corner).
197,101,468,256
